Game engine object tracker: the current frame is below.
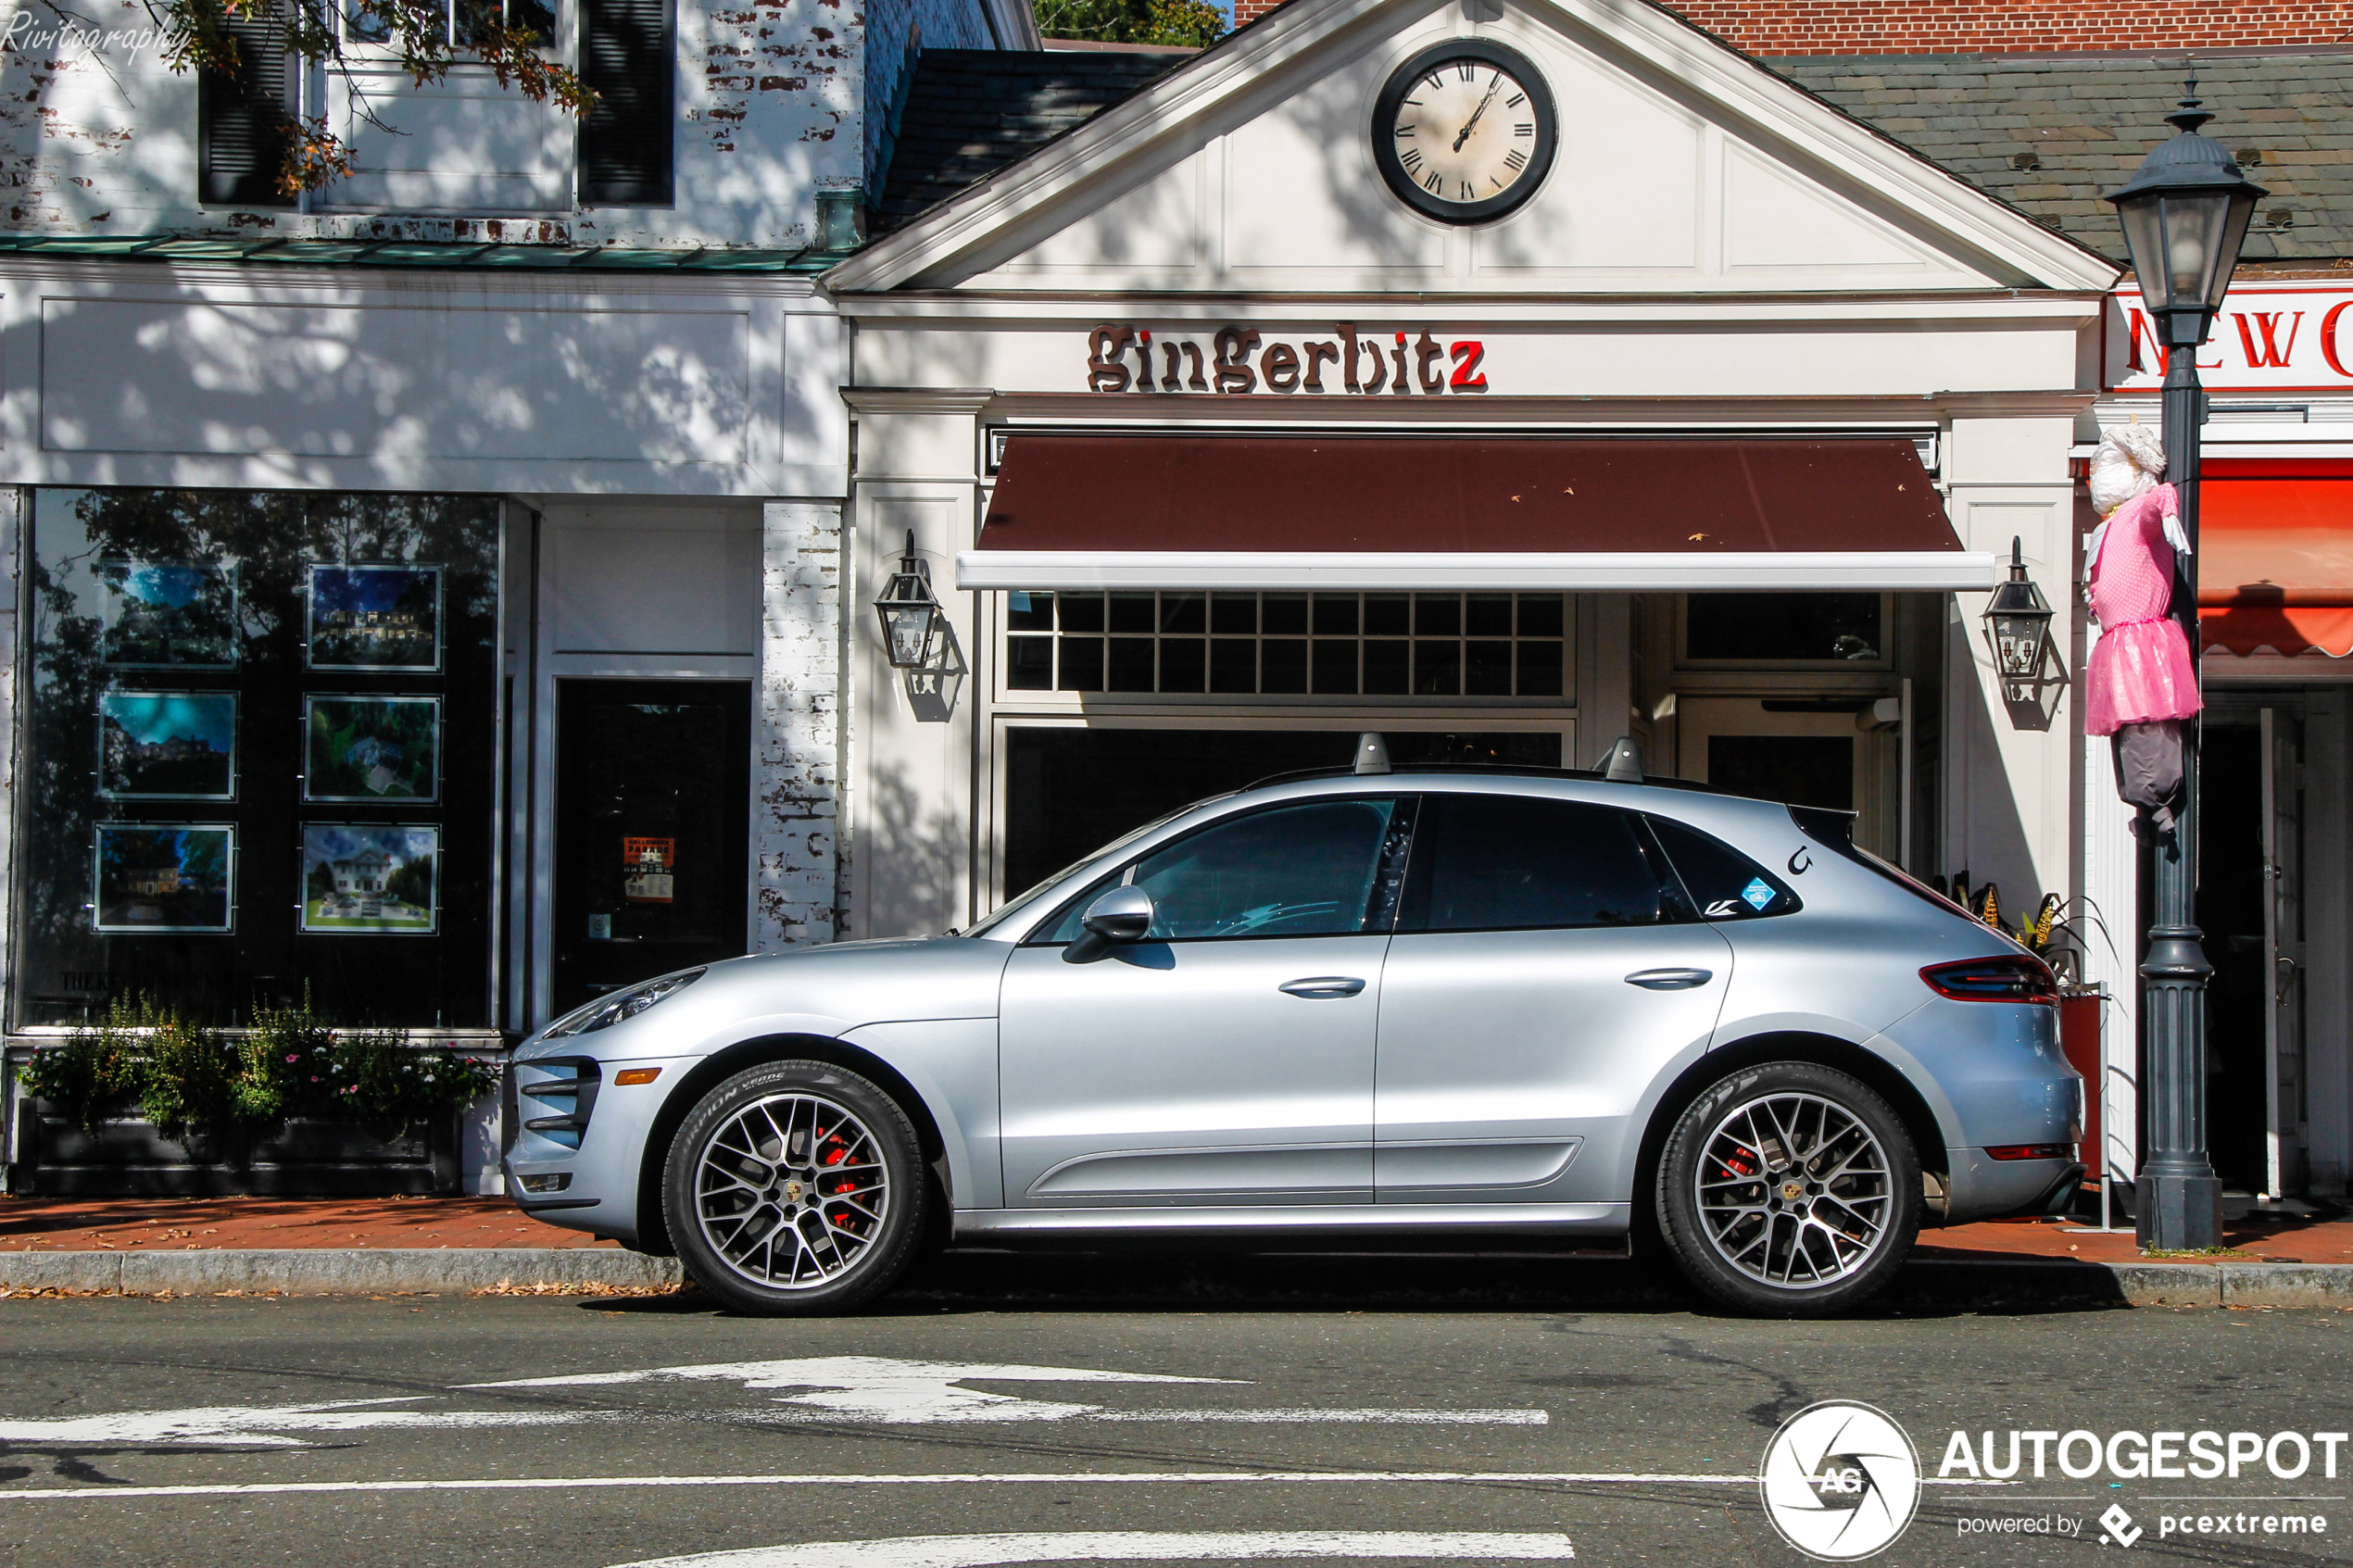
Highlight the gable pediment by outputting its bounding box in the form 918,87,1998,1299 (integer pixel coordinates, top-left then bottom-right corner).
833,0,2115,296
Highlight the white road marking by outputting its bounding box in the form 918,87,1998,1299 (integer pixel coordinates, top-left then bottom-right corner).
0,1399,605,1449
610,1531,1579,1567
0,1469,2019,1500
461,1356,1544,1425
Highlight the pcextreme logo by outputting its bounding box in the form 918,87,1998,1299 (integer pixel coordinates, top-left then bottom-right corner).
1759,1401,1923,1561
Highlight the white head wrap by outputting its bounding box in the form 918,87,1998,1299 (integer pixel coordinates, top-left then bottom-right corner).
2085,422,2189,569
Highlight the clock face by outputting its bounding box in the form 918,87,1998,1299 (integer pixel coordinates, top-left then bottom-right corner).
1373,41,1557,224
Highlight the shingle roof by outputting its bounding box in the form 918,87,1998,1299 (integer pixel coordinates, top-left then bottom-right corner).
1769,52,2353,265
0,235,844,272
871,42,2353,266
873,49,1190,231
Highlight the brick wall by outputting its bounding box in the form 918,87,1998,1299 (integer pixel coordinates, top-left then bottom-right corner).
1227,0,2353,53
756,500,845,949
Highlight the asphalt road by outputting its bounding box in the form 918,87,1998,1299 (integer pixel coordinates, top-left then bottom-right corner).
1,1251,2348,1568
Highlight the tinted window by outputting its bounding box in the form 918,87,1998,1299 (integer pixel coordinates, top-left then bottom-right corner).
1647,816,1801,920
1401,795,1677,933
1134,799,1398,939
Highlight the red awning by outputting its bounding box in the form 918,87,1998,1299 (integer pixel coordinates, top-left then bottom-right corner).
2198,461,2353,659
962,435,1994,592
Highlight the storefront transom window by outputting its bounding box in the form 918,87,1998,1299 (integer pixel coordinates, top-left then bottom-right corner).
1006,591,1568,698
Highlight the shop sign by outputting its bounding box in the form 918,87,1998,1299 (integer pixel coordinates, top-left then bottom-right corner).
1088,324,1489,395
623,836,676,904
2106,284,2353,393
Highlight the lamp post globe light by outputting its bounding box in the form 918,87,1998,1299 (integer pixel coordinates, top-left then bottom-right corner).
2103,75,2266,1250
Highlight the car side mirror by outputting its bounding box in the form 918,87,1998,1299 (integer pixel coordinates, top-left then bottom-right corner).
1064,885,1154,963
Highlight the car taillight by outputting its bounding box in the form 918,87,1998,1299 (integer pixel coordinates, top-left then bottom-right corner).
1921,955,2058,1005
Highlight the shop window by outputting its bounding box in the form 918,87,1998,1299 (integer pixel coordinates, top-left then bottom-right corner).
1005,592,1568,699
13,489,501,1030
1683,593,1883,664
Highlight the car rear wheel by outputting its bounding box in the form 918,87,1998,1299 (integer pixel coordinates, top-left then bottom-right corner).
1656,1060,1919,1317
661,1060,927,1315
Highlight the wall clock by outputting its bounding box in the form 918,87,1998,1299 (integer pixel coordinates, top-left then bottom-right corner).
1373,39,1558,224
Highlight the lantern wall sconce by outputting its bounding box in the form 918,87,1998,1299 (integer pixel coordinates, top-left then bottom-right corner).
1981,536,2057,706
875,532,948,671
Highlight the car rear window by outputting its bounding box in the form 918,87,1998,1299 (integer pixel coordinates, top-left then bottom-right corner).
1645,815,1801,920
1398,794,1686,933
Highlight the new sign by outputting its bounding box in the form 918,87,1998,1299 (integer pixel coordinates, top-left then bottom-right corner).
2105,283,2353,393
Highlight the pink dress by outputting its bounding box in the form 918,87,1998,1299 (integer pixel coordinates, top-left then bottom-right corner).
2084,483,2202,736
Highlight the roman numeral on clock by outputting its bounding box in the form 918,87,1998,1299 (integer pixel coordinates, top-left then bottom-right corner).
1395,124,1415,137
1400,147,1423,169
1459,62,1477,81
1505,92,1526,107
1422,170,1441,193
1458,180,1474,199
1515,122,1535,136
1504,148,1528,171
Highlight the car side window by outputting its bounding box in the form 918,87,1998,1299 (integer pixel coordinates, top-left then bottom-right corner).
1645,815,1801,919
1133,798,1400,940
1397,794,1680,933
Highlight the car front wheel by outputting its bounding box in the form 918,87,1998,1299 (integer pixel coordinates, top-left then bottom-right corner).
661,1060,927,1315
1656,1060,1920,1317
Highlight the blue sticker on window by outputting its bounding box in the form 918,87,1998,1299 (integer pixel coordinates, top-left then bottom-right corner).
1741,877,1774,911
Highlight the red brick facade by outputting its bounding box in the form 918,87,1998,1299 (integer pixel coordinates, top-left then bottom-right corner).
1226,0,2353,54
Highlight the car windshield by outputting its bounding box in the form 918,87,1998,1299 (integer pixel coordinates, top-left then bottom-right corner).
961,795,1229,937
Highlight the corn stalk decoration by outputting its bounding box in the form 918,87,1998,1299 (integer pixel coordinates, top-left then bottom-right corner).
137,0,590,194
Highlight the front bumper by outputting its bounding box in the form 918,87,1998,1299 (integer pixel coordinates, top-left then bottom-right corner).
501,1051,693,1242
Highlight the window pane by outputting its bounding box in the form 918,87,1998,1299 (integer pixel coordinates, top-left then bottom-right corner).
1209,640,1256,693
1109,594,1156,633
1262,594,1308,635
1161,592,1205,634
1058,636,1103,692
1311,640,1357,695
1058,593,1105,633
1159,638,1205,693
1685,593,1881,661
1516,595,1565,638
506,0,556,44
1466,594,1512,636
1415,595,1461,636
1261,638,1307,694
1007,635,1054,690
1210,593,1257,634
1516,639,1563,697
1006,591,1054,633
1365,595,1410,635
1106,636,1154,692
1465,640,1513,696
1135,799,1396,939
1647,815,1800,918
1405,795,1669,932
1313,595,1359,635
1414,640,1460,696
1364,639,1409,695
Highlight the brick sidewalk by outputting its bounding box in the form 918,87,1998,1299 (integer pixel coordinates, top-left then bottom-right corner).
0,1195,615,1251
4,1194,2347,1262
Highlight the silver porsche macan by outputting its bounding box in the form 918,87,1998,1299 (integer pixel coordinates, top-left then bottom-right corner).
503,756,2084,1317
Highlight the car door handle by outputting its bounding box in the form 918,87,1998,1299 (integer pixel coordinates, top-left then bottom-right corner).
1626,968,1715,990
1279,976,1367,998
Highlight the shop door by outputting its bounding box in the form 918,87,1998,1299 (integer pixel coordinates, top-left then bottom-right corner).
1676,697,1891,855
552,680,750,1014
2262,707,2309,1197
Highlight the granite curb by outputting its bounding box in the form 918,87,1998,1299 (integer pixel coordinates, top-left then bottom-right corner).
1,1248,2349,1304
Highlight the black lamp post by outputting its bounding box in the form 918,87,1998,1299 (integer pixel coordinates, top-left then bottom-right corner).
2104,74,2266,1250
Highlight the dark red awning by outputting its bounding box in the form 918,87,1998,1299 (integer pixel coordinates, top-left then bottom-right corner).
962,435,1993,592
2198,460,2353,659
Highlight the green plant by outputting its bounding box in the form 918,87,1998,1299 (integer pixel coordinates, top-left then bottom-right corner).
15,997,150,1134
1032,0,1225,47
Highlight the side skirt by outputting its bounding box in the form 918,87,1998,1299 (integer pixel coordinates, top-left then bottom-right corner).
952,1201,1629,1241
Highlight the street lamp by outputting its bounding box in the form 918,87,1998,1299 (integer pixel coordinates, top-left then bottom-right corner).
873,532,948,671
1982,537,2055,703
2104,73,2267,1250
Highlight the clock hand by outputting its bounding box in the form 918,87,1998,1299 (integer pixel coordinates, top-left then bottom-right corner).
1453,76,1504,152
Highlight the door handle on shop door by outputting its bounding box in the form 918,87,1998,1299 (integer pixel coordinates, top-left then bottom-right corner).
1625,968,1714,990
1279,976,1367,998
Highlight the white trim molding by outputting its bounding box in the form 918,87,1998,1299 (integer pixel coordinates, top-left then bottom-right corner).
958,550,2003,592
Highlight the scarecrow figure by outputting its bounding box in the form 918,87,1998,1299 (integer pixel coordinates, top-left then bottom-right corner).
2082,423,2200,831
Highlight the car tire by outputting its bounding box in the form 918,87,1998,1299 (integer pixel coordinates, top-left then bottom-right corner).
661,1060,928,1316
1656,1060,1920,1317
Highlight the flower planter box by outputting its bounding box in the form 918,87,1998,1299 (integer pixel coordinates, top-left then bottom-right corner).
8,1098,459,1197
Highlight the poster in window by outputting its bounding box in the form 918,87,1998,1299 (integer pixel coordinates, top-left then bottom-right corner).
307,565,443,671
93,824,235,933
97,691,237,800
304,696,441,802
99,561,239,670
623,836,676,903
300,824,439,935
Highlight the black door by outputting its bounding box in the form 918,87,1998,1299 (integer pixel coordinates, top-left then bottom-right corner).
552,679,749,1014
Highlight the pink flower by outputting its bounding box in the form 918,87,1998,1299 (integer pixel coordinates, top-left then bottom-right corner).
284,1054,299,1063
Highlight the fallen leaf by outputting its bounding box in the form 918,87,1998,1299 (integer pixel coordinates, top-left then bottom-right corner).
1510,495,1521,502
1689,533,1706,542
1563,486,1575,495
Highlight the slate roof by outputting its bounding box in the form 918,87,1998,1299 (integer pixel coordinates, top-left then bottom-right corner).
1772,51,2353,266
872,41,2353,266
0,235,845,272
873,48,1191,232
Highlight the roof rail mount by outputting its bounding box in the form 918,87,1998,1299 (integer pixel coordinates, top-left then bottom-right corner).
1353,732,1391,775
1601,735,1644,784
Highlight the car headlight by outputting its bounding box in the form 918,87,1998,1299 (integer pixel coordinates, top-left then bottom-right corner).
542,968,706,1039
